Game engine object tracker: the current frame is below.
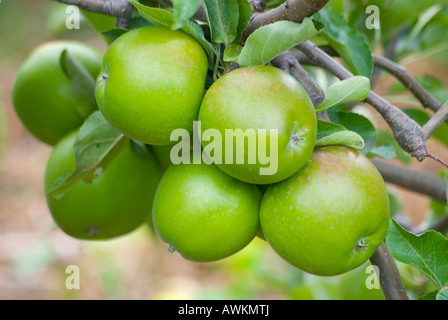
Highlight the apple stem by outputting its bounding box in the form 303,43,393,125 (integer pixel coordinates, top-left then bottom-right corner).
168,244,176,255
85,225,99,237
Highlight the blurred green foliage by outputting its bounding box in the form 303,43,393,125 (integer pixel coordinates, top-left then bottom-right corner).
0,0,106,65
0,97,4,158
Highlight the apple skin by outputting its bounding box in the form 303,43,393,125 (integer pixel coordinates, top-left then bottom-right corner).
152,162,261,262
45,130,163,240
95,26,209,145
260,146,390,276
198,65,317,185
12,41,102,145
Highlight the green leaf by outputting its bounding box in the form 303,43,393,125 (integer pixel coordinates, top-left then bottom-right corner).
403,108,448,148
223,44,243,62
388,191,403,217
348,0,448,47
425,198,448,233
327,110,376,154
314,6,373,77
387,75,448,105
316,76,370,113
234,0,252,44
446,178,448,205
102,28,129,43
81,9,117,41
47,111,129,200
436,287,448,300
201,0,239,44
128,16,154,29
235,19,323,67
129,1,215,63
59,49,97,119
172,0,200,30
386,219,448,288
315,120,365,150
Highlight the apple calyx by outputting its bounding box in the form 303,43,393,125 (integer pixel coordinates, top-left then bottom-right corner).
168,244,176,254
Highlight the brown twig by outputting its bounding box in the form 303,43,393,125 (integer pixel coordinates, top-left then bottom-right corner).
373,54,443,113
422,101,448,140
160,0,207,21
271,51,325,107
297,40,429,162
250,0,267,13
367,92,429,161
241,2,409,300
371,158,447,203
370,27,405,88
426,152,448,169
50,0,421,300
289,49,317,66
54,0,134,28
369,243,410,300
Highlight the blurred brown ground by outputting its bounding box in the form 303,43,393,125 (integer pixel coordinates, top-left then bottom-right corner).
0,1,291,300
0,0,447,300
373,59,448,226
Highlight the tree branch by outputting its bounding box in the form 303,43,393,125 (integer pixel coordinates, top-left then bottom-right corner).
160,0,207,22
297,40,429,161
372,159,448,235
53,0,134,28
371,158,447,203
369,243,410,300
50,0,420,301
373,54,443,113
242,5,410,300
271,51,325,107
240,0,330,44
367,92,429,161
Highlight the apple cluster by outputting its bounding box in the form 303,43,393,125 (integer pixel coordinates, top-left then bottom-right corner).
12,26,390,276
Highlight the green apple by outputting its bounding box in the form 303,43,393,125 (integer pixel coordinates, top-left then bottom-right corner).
290,261,386,300
260,146,390,276
152,161,261,262
198,65,317,185
12,41,102,145
149,144,175,172
45,130,162,240
95,26,209,145
81,9,117,35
